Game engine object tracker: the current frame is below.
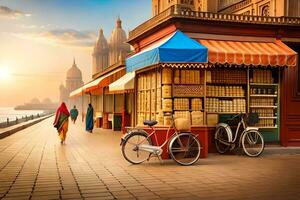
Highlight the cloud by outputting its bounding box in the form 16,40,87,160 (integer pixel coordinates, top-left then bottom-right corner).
0,5,30,19
13,29,97,48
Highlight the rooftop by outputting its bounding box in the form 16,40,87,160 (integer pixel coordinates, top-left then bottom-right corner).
128,5,300,42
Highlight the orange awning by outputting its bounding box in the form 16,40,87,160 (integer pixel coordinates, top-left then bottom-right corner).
83,67,124,93
198,39,297,67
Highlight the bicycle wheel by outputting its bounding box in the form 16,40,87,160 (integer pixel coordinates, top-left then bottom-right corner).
215,126,230,154
242,130,265,157
122,131,152,164
169,133,201,166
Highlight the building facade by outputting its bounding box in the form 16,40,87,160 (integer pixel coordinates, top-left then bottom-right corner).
152,0,300,17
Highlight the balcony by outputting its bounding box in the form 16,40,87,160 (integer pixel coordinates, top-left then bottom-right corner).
128,5,300,42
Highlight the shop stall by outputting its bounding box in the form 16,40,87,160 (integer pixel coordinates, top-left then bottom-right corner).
125,30,297,158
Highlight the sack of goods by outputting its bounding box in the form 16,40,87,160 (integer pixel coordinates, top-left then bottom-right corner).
174,118,191,132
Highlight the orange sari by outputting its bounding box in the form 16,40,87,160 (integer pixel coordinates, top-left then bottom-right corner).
59,118,69,143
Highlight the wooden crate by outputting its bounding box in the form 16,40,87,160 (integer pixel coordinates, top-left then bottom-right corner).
191,111,204,125
162,85,172,98
162,99,173,112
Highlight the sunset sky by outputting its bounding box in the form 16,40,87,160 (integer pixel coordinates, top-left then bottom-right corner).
0,0,151,106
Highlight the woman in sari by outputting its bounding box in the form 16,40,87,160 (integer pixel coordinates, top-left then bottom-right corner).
53,102,70,144
86,103,94,133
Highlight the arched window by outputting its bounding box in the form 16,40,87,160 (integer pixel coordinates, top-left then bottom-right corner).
261,5,270,16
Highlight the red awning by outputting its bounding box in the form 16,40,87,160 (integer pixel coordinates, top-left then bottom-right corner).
198,39,297,67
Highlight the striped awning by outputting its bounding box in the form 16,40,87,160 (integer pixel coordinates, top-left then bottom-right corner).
69,87,83,98
109,72,135,93
83,67,124,92
198,39,297,67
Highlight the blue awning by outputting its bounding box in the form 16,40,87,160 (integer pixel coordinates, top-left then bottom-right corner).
126,31,208,72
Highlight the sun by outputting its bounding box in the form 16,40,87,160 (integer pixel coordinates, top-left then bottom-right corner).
0,67,11,80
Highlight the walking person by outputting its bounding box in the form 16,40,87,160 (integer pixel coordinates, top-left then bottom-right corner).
86,103,94,133
70,105,79,124
53,102,70,144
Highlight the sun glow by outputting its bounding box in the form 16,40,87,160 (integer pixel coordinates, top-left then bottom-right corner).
0,67,11,81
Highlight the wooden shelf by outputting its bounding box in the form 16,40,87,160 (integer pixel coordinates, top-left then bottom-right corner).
173,83,203,86
206,112,245,114
259,117,277,119
207,96,245,98
250,94,277,97
173,95,204,98
250,106,277,108
206,82,247,85
257,126,278,129
250,83,278,86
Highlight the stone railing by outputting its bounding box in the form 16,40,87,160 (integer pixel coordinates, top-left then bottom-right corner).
0,112,54,129
129,5,300,41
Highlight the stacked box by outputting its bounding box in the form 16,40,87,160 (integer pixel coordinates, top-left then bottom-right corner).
164,115,172,126
162,68,172,84
174,98,189,110
195,70,201,84
206,71,212,83
156,112,164,125
181,70,186,84
174,111,190,120
207,114,218,126
162,99,173,112
191,111,204,125
191,98,202,111
156,89,162,111
174,70,180,84
151,73,156,89
157,71,161,86
253,70,273,83
162,85,172,98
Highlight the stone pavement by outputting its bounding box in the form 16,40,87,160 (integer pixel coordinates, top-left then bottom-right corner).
0,117,299,200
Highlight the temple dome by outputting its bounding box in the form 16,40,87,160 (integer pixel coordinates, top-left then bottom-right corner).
95,29,108,52
67,59,82,79
109,17,127,46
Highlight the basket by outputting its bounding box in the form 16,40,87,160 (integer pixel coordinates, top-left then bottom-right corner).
174,118,191,132
246,113,259,126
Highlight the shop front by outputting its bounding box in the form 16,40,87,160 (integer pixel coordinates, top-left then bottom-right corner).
69,66,126,130
108,72,135,132
125,30,297,158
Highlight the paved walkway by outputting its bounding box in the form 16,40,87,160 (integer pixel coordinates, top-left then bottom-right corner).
0,117,299,200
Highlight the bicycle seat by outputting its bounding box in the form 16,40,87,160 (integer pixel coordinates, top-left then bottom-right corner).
143,120,158,127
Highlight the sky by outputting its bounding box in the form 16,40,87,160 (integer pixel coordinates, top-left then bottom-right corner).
0,0,152,107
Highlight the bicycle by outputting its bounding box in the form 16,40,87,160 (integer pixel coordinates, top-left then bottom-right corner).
214,113,265,157
120,116,201,166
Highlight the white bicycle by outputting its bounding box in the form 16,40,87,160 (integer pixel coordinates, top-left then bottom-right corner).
215,113,265,157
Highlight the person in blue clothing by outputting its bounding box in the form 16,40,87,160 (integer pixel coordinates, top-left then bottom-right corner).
85,103,94,133
70,105,79,124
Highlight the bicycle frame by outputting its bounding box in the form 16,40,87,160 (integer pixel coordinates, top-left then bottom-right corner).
136,121,179,150
231,117,246,144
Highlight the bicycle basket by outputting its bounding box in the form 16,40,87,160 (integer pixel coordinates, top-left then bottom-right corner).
174,118,191,132
246,113,259,126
